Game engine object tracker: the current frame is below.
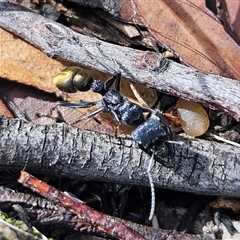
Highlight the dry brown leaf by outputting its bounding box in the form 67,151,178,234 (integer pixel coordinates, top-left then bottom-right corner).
217,0,240,41
119,0,240,79
0,27,66,92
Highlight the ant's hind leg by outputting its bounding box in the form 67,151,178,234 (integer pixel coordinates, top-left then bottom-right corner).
165,141,175,160
153,153,175,168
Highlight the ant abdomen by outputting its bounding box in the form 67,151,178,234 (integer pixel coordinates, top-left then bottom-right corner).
53,67,93,93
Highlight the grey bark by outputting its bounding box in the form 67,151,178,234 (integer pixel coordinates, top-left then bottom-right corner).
1,117,240,197
0,1,239,120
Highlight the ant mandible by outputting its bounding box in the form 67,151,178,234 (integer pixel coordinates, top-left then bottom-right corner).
53,67,174,166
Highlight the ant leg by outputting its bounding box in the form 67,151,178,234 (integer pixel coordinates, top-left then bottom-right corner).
104,72,121,91
2,96,30,122
37,101,97,121
114,72,121,91
109,108,121,125
142,107,154,114
153,151,175,168
53,101,95,109
54,101,105,122
80,107,105,120
165,141,175,160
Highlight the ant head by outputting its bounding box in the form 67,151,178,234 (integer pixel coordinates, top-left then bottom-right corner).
53,67,93,93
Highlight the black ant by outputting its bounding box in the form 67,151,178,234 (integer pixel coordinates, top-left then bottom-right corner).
53,67,174,167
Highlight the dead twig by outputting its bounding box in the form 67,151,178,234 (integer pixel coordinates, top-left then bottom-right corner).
18,171,146,240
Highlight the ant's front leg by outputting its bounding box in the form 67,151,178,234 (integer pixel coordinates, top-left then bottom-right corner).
50,100,96,117
53,101,106,122
35,101,96,122
104,72,121,91
53,101,95,109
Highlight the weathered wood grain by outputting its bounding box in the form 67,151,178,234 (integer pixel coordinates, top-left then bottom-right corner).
0,117,239,197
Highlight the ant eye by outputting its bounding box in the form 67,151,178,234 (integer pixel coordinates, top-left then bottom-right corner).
53,67,93,93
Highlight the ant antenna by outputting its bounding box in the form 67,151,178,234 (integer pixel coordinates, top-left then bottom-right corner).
147,151,156,221
85,44,120,75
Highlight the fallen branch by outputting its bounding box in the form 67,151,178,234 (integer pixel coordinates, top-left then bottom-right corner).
0,1,239,120
0,117,240,197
